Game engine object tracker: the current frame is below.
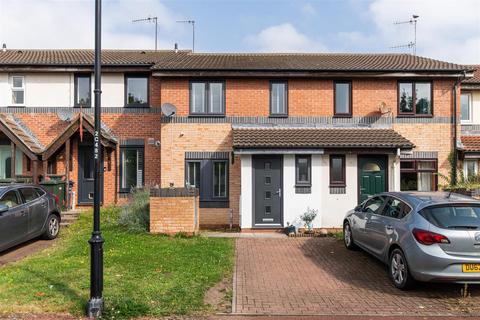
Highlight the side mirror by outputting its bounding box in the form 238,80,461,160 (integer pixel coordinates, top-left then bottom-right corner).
0,203,9,214
354,205,364,212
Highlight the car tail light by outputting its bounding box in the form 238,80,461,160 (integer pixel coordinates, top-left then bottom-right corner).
412,228,450,245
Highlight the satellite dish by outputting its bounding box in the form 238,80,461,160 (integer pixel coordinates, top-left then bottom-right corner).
57,109,74,122
161,103,177,118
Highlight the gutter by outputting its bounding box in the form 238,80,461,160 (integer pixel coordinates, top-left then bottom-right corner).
452,71,468,185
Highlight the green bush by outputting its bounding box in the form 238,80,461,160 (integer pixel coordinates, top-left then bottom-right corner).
117,187,150,232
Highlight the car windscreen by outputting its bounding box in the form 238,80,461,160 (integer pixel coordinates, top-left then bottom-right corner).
419,204,480,230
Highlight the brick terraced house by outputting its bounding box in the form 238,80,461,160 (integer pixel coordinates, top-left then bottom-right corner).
0,49,475,229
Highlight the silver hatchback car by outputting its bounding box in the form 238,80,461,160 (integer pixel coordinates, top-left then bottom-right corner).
343,192,480,289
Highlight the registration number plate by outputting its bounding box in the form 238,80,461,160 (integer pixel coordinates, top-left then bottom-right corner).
462,264,480,273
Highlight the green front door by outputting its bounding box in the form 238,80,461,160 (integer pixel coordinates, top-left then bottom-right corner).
358,156,387,203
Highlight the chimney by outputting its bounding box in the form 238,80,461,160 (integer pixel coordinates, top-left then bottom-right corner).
2,44,6,52
174,43,178,53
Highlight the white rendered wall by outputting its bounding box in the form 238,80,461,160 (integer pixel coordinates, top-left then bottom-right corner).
240,154,253,228
0,72,125,107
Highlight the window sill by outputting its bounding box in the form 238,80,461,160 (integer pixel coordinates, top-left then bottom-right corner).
295,184,311,188
333,114,352,118
200,200,229,208
188,114,226,118
8,105,26,108
329,184,346,188
269,114,288,118
73,105,92,108
396,114,433,118
124,104,150,108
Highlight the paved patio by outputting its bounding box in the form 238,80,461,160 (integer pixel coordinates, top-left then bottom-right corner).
233,237,480,316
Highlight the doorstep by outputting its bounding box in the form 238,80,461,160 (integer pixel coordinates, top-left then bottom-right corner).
201,231,287,238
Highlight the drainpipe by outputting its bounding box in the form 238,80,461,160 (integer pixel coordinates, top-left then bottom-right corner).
452,71,467,186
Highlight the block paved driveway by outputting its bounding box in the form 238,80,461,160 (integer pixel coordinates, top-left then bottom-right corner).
233,237,480,316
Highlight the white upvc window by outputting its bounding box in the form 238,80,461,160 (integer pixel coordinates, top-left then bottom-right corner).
461,93,472,124
464,159,478,181
11,75,25,106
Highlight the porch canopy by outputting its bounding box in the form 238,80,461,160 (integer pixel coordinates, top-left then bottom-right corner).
460,136,480,158
232,126,414,154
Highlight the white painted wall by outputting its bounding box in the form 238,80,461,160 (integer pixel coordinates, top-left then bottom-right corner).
0,72,125,107
239,153,402,229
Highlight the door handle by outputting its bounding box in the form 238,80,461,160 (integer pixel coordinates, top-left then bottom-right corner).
275,188,282,198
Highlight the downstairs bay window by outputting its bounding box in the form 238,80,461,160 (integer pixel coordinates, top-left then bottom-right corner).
400,159,437,192
120,146,144,192
185,158,228,207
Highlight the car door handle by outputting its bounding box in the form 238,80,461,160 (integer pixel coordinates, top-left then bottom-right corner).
275,188,282,198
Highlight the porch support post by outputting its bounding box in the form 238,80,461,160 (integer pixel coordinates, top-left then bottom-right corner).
10,142,15,179
43,160,48,181
65,138,71,209
33,160,38,184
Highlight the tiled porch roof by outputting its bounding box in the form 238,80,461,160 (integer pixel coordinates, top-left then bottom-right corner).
0,114,44,158
461,136,480,152
232,127,414,149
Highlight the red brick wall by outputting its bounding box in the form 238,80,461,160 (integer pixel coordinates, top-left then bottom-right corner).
150,196,199,234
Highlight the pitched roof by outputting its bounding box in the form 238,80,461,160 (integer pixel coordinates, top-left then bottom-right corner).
461,136,480,152
0,49,189,66
232,127,414,149
462,65,480,85
152,53,471,73
0,49,472,73
0,114,44,158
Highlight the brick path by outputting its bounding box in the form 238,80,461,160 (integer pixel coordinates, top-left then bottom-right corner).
233,237,480,316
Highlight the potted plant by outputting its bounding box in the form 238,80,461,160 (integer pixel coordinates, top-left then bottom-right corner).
300,207,318,233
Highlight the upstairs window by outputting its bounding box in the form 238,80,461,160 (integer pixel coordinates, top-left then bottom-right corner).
125,75,148,107
270,81,288,116
190,81,225,115
398,81,432,116
461,93,472,124
334,81,352,116
11,76,25,105
74,74,91,107
295,155,311,186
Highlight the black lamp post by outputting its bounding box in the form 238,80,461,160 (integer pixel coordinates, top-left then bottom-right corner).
86,0,104,317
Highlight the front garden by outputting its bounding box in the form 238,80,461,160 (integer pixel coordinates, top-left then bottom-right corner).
0,204,234,319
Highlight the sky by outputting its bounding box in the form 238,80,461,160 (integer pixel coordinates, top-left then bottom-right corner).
0,0,479,64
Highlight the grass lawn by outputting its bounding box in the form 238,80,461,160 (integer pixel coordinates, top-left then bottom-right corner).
0,207,234,319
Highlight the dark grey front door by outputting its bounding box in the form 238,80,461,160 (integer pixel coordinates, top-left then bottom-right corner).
253,155,283,227
78,146,94,204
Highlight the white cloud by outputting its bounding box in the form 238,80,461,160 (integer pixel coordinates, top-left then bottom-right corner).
244,23,326,52
301,3,316,16
0,0,182,50
368,0,480,63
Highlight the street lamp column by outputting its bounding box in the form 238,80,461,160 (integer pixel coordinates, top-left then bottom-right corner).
86,0,104,317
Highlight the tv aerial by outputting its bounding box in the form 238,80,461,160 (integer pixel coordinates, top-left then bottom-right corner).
391,15,419,55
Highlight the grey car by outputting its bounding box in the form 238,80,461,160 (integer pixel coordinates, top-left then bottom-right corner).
0,184,61,252
343,192,480,289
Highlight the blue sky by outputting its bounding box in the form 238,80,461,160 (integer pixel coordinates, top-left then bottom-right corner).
0,0,479,63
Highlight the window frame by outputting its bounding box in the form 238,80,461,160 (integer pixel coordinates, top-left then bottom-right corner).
333,80,352,117
184,158,229,207
212,160,228,199
189,80,226,116
329,154,346,187
295,155,311,187
381,196,413,219
185,160,201,189
19,187,40,203
400,158,438,191
269,80,288,117
74,73,92,108
0,189,23,208
11,75,25,106
119,145,145,193
461,92,473,124
464,159,478,181
124,74,149,108
397,80,433,117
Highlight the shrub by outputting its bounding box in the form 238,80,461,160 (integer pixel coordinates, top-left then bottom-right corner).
117,187,150,232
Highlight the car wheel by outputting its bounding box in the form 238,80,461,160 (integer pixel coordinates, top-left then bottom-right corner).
43,214,60,240
389,248,415,290
343,221,357,250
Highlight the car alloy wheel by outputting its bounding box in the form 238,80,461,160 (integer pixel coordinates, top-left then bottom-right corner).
344,223,352,247
391,252,406,285
48,216,59,237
